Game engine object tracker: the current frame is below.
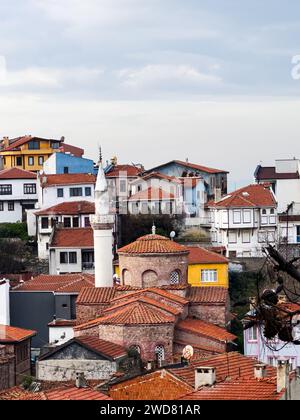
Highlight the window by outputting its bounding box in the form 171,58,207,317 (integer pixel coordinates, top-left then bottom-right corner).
60,252,68,264
84,217,91,227
248,326,258,341
38,156,44,166
201,269,218,283
41,217,49,229
51,141,60,149
242,231,251,243
69,252,77,264
0,202,3,211
16,156,22,166
170,270,181,285
28,140,40,150
63,166,69,174
85,187,92,197
28,156,34,166
233,210,241,224
0,184,12,195
57,188,64,198
73,217,79,228
222,211,228,224
155,345,165,364
119,180,127,193
228,231,237,243
270,209,275,215
24,184,36,195
70,187,83,197
142,202,149,214
8,202,14,211
64,217,71,228
243,210,251,223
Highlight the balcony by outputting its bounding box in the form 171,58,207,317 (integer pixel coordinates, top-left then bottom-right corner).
82,262,95,271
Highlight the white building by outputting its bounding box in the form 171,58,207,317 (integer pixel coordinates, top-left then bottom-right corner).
244,302,300,369
0,168,37,223
208,184,278,258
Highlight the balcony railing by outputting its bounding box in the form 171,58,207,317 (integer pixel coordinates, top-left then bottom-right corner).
82,262,95,271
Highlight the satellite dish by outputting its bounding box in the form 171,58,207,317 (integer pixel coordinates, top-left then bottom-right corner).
170,231,176,239
182,345,194,360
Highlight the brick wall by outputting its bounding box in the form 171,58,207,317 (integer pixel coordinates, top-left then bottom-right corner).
76,303,109,325
188,304,226,327
174,328,226,353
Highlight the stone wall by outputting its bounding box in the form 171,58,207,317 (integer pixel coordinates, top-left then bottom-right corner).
36,359,117,382
119,254,189,288
0,345,15,391
76,303,109,325
188,304,227,327
174,328,226,353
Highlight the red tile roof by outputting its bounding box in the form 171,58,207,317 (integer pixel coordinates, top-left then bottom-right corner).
187,246,228,264
109,370,193,400
169,352,276,388
35,201,95,216
77,287,117,305
48,319,76,327
149,160,228,175
111,287,189,306
0,168,36,179
0,325,36,343
75,336,126,360
75,301,174,330
1,136,60,152
50,228,94,248
129,187,175,201
208,184,276,208
40,173,96,187
141,172,181,183
104,296,181,316
176,318,236,342
255,166,300,181
106,165,142,178
188,287,228,304
179,377,283,400
45,387,111,400
118,234,189,255
59,143,84,157
13,274,94,293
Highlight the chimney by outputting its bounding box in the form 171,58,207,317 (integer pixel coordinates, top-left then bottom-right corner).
0,279,10,325
195,367,216,389
277,359,289,394
75,372,87,389
254,363,267,379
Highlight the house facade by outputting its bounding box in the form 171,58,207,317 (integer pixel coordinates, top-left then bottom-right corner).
0,168,38,223
208,184,278,258
43,152,95,176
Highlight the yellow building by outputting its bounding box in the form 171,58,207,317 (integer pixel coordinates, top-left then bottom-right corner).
113,246,229,288
0,136,83,172
187,246,229,288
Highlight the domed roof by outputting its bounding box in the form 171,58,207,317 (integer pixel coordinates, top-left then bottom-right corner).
117,234,189,255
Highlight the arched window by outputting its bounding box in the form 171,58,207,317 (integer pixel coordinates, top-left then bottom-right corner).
142,270,158,288
122,269,132,285
155,345,165,365
262,209,267,215
170,270,181,285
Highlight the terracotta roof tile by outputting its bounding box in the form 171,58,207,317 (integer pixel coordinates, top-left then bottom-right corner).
45,387,112,400
109,370,193,400
75,301,174,330
169,352,276,388
0,168,36,179
187,246,228,264
48,319,76,327
40,173,96,187
77,287,117,305
129,187,175,201
188,287,228,304
179,377,283,400
50,228,94,248
35,201,95,216
0,325,36,343
208,184,276,208
14,274,94,293
148,160,228,175
106,165,142,178
111,287,189,306
104,296,181,316
118,234,189,255
75,336,126,360
176,318,236,342
1,136,60,152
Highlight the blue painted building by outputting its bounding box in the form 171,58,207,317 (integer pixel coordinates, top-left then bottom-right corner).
43,152,96,175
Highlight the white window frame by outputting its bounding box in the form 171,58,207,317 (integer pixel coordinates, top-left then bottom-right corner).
201,269,218,283
233,210,241,224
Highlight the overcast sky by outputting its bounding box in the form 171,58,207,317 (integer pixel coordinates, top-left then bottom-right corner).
1,0,300,188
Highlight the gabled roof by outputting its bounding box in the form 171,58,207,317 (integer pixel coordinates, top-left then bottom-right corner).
176,318,236,342
0,325,36,343
138,172,181,183
13,274,94,293
0,168,36,180
105,165,142,178
39,336,126,361
179,377,283,401
111,287,189,306
169,352,276,388
50,228,93,248
187,287,228,305
118,234,189,255
128,187,175,201
109,370,193,400
104,296,181,316
187,246,228,264
77,287,117,305
147,160,228,175
35,201,95,216
1,136,60,152
40,173,96,187
208,184,276,208
75,301,174,330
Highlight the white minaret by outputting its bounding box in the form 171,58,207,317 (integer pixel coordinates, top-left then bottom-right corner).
91,150,114,288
